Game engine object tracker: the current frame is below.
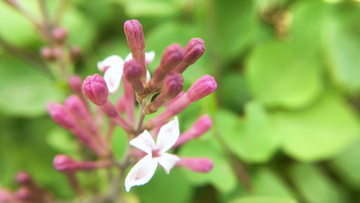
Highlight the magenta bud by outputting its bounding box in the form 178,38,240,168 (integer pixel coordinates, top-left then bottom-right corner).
176,157,213,173
0,188,13,203
124,20,145,53
173,115,212,148
82,74,109,106
47,102,77,129
186,75,217,102
116,96,126,114
64,95,89,120
15,172,32,185
148,44,184,91
14,187,32,201
68,75,83,95
70,45,81,61
124,59,146,97
52,27,67,44
53,155,109,173
184,38,205,65
145,73,184,114
40,46,55,61
167,91,184,107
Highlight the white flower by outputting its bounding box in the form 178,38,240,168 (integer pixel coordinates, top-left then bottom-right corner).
97,51,155,94
125,117,180,192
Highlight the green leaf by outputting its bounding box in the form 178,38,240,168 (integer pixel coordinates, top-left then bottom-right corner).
133,169,193,203
271,93,360,161
178,138,238,194
329,140,360,189
0,56,64,117
252,168,295,199
288,163,349,203
246,40,323,109
228,196,297,203
217,103,279,163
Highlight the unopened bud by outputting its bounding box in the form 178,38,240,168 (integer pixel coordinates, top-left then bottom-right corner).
147,44,184,91
53,47,63,59
82,74,109,106
174,38,205,73
14,187,33,201
40,47,55,61
176,157,213,173
15,172,32,186
52,27,67,44
124,20,146,83
53,155,110,173
167,91,184,107
70,45,81,61
173,115,212,148
0,188,13,203
186,75,217,102
116,96,126,114
47,102,77,129
124,59,146,97
68,75,83,95
64,95,89,120
145,73,183,114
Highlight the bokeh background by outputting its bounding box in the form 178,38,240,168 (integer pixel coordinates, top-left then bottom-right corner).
1,0,360,202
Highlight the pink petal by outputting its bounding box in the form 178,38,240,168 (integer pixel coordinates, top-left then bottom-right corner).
97,55,124,72
125,155,158,192
130,130,156,154
157,153,180,174
156,117,179,152
104,66,122,93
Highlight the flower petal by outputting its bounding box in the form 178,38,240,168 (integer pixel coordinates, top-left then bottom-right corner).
103,66,123,93
125,154,158,192
145,51,155,64
156,117,180,152
146,70,151,83
130,130,156,154
97,55,124,72
157,153,180,174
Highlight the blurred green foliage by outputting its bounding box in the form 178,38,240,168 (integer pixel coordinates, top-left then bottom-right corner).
1,0,360,202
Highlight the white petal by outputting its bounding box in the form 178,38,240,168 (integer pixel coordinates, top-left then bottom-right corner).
145,51,155,64
103,66,123,94
130,130,156,154
125,52,132,62
156,117,180,152
157,153,180,174
125,155,158,192
146,70,151,83
98,55,123,72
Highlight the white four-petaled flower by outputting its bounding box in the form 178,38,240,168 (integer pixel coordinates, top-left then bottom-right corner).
97,51,155,93
125,117,180,192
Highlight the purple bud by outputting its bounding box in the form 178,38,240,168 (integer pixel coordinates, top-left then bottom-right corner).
53,155,110,173
167,91,184,107
0,188,13,203
52,27,67,44
124,20,146,83
173,38,205,73
186,75,217,102
176,157,213,173
15,172,32,185
82,74,109,106
70,45,81,61
64,95,89,120
47,102,77,129
124,59,146,97
145,73,184,114
147,44,184,91
173,115,212,148
14,187,33,201
40,47,55,61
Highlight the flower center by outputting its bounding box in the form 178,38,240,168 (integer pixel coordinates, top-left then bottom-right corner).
152,149,161,158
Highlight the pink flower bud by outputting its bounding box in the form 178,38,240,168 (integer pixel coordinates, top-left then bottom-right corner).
173,115,212,148
53,47,63,59
40,47,55,61
123,77,135,125
68,75,83,95
64,95,89,120
52,27,67,44
124,20,146,83
116,96,126,114
145,73,183,114
70,45,81,61
47,102,77,129
0,188,13,203
176,157,213,173
173,38,205,73
82,74,109,106
167,91,184,107
14,187,33,201
147,44,184,91
186,75,217,102
15,172,32,185
124,59,146,97
53,155,110,173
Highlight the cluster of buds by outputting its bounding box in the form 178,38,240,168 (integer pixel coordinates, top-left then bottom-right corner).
0,172,52,203
47,19,217,193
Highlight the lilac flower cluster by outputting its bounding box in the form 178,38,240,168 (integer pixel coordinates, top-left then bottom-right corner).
47,19,217,193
